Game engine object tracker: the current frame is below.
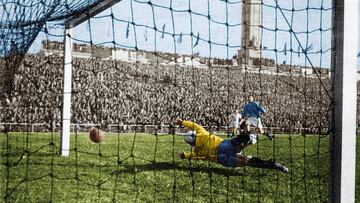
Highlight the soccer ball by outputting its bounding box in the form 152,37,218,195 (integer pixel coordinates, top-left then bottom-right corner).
89,127,103,143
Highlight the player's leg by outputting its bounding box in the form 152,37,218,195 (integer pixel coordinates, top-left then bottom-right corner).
239,119,246,131
257,126,264,134
245,156,288,173
229,122,238,137
257,118,272,140
245,124,251,133
244,118,253,133
234,127,239,137
231,127,236,137
227,127,233,138
232,128,236,137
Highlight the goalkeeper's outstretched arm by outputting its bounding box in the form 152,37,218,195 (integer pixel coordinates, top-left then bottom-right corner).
175,119,207,135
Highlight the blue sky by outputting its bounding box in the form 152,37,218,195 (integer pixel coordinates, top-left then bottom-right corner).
30,0,338,69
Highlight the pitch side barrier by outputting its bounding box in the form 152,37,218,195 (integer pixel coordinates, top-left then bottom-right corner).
0,122,338,135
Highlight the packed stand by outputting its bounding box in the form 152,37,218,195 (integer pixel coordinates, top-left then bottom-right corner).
0,53,349,133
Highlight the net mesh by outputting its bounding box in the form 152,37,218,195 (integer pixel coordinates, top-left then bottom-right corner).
1,0,356,202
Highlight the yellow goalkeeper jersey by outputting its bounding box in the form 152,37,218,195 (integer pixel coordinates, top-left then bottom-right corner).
182,121,223,162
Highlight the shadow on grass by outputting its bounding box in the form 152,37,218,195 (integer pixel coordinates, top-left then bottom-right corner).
115,161,245,177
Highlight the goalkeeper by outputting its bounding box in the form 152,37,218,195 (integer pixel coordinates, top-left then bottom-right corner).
176,119,288,172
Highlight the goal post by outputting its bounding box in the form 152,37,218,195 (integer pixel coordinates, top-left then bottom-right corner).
60,0,122,156
60,27,73,156
330,0,358,202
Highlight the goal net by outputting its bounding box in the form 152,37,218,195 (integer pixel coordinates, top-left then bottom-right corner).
1,0,354,202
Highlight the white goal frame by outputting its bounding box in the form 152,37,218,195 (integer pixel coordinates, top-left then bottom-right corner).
330,0,358,202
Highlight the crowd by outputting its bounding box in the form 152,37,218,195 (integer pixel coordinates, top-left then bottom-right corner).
0,53,357,133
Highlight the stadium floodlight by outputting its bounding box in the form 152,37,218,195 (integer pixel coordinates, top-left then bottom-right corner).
330,0,358,202
61,0,122,156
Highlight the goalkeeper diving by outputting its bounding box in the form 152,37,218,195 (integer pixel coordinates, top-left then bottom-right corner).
176,119,288,173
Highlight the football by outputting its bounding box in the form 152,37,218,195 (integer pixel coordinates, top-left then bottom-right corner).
89,127,103,143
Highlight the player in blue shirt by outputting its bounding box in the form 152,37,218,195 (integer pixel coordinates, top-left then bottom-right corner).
241,94,272,140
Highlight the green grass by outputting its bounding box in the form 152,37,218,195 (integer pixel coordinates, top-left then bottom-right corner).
0,132,355,202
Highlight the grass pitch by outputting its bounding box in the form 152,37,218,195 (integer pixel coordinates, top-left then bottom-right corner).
0,131,358,202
